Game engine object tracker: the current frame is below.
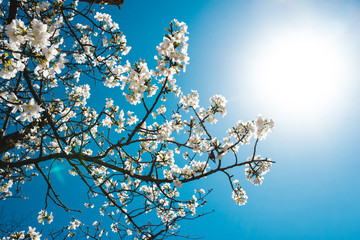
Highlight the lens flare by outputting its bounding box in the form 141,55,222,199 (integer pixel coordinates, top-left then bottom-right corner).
245,28,350,128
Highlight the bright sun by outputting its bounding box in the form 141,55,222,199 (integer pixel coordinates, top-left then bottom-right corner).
246,28,349,126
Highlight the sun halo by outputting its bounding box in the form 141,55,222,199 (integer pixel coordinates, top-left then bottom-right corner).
246,29,348,126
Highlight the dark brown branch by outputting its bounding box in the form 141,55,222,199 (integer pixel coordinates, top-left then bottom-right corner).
6,0,18,24
0,115,47,155
78,0,124,8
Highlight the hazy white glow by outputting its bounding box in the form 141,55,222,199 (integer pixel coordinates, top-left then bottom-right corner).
247,29,349,124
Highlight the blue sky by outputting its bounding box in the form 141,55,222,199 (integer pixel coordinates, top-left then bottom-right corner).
114,0,360,239
2,0,360,239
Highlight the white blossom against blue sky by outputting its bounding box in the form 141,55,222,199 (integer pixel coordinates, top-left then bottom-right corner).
2,0,360,239
114,0,360,239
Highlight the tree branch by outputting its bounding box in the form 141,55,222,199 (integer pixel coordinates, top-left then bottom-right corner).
6,0,18,24
78,0,124,8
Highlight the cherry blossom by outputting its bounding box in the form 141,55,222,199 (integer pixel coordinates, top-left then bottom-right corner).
16,98,44,122
0,1,274,239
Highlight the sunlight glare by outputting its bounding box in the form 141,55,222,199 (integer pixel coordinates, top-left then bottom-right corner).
247,29,348,126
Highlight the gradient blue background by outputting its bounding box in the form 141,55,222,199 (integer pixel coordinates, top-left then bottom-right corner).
2,0,360,239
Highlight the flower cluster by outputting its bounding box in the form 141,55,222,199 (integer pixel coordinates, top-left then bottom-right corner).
232,188,248,206
245,155,272,185
37,210,54,225
231,180,248,206
209,94,228,117
1,17,65,80
226,115,274,145
254,115,275,140
0,178,13,199
68,84,91,107
155,19,190,77
68,219,82,230
17,99,44,122
163,160,209,181
1,92,44,122
180,90,200,111
3,226,41,240
123,61,154,104
94,12,119,31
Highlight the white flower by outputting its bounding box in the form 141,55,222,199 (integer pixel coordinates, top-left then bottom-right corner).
6,92,22,113
10,231,25,239
110,223,118,232
68,219,81,230
155,19,189,75
0,179,13,197
37,210,53,224
104,76,120,88
53,53,68,74
122,46,131,55
31,19,47,33
105,98,113,108
254,115,275,140
27,226,42,240
28,19,51,48
245,155,272,185
39,1,50,11
5,19,27,44
157,121,173,142
102,116,112,128
232,188,248,206
209,94,227,117
180,90,199,111
173,178,183,188
69,84,91,106
94,12,119,31
17,98,44,122
126,111,138,126
156,105,166,115
43,45,59,62
197,188,205,194
0,58,26,79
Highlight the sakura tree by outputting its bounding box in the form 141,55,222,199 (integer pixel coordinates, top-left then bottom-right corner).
0,0,275,239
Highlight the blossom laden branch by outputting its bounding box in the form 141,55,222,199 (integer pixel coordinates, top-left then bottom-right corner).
0,1,275,239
